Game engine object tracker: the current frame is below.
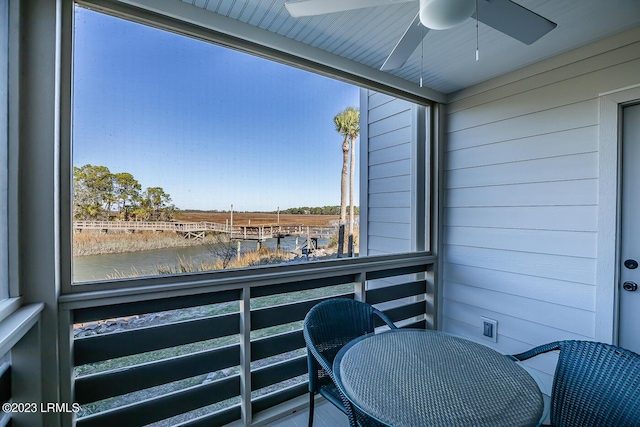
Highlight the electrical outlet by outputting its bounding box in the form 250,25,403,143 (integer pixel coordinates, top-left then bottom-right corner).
481,316,498,342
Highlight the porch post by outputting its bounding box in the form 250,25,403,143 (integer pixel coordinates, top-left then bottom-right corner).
19,0,66,425
239,286,252,425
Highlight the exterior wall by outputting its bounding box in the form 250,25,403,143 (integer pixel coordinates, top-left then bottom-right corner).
442,27,640,386
361,89,432,309
361,90,414,256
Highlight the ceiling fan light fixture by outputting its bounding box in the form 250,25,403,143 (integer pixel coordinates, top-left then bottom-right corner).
419,0,476,30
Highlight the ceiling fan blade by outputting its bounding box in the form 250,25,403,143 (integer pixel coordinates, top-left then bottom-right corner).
285,0,415,18
473,0,557,45
381,13,427,71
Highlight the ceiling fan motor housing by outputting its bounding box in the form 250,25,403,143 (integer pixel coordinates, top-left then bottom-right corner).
419,0,476,30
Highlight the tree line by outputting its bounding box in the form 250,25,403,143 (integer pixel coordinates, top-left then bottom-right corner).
277,206,359,215
73,164,175,221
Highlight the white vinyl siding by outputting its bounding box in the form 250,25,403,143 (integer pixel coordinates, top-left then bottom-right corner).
442,27,640,388
362,91,414,256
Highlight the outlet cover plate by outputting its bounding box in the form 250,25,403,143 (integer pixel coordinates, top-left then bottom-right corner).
481,316,498,342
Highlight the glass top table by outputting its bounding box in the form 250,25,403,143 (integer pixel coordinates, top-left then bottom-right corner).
333,329,544,427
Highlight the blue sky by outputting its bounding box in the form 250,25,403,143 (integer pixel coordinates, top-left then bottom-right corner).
72,7,360,212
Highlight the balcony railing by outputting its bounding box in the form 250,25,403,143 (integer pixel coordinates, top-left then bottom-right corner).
59,253,436,427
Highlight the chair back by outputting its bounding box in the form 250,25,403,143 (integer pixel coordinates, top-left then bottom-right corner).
515,340,640,427
303,298,396,390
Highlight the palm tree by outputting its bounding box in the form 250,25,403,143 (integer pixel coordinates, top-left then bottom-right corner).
334,107,360,257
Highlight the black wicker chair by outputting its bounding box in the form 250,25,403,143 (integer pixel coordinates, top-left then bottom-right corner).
512,340,640,427
303,298,397,427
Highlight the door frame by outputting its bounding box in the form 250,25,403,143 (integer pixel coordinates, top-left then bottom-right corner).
597,84,640,345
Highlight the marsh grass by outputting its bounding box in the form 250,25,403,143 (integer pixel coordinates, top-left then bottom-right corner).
97,246,296,280
153,248,294,275
328,226,360,255
73,231,212,256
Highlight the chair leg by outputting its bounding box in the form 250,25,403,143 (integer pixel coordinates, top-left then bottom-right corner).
308,392,315,427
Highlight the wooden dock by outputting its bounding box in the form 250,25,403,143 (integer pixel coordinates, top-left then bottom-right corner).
72,220,336,241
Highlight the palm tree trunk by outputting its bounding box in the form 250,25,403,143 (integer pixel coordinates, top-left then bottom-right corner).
348,136,356,257
338,140,349,258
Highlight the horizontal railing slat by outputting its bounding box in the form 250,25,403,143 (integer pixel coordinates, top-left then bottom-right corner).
74,313,240,365
251,355,307,391
251,382,308,415
74,289,240,324
366,280,426,305
75,344,240,404
403,319,427,329
366,263,428,281
76,375,240,427
250,275,355,298
251,293,353,331
251,330,304,362
174,405,242,427
380,300,427,326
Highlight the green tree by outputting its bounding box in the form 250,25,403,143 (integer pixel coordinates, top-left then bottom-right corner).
334,110,350,257
334,107,360,257
73,164,114,220
73,164,176,222
113,172,142,220
141,187,173,221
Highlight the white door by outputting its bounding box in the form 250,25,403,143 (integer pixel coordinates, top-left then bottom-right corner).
619,103,640,354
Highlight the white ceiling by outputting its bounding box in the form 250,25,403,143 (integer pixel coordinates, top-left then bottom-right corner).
128,0,640,96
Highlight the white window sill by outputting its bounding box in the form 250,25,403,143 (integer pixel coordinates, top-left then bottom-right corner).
0,302,43,356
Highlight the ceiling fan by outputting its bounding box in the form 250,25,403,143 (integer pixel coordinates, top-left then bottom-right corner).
285,0,557,71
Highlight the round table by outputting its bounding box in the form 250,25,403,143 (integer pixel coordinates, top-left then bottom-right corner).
333,329,544,427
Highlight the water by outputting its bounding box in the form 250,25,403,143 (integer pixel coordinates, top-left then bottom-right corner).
73,236,329,283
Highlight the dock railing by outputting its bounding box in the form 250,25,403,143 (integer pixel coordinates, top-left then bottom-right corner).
73,220,231,233
73,221,337,241
59,252,436,427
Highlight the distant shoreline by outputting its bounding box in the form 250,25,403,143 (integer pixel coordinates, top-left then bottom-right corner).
174,211,344,227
